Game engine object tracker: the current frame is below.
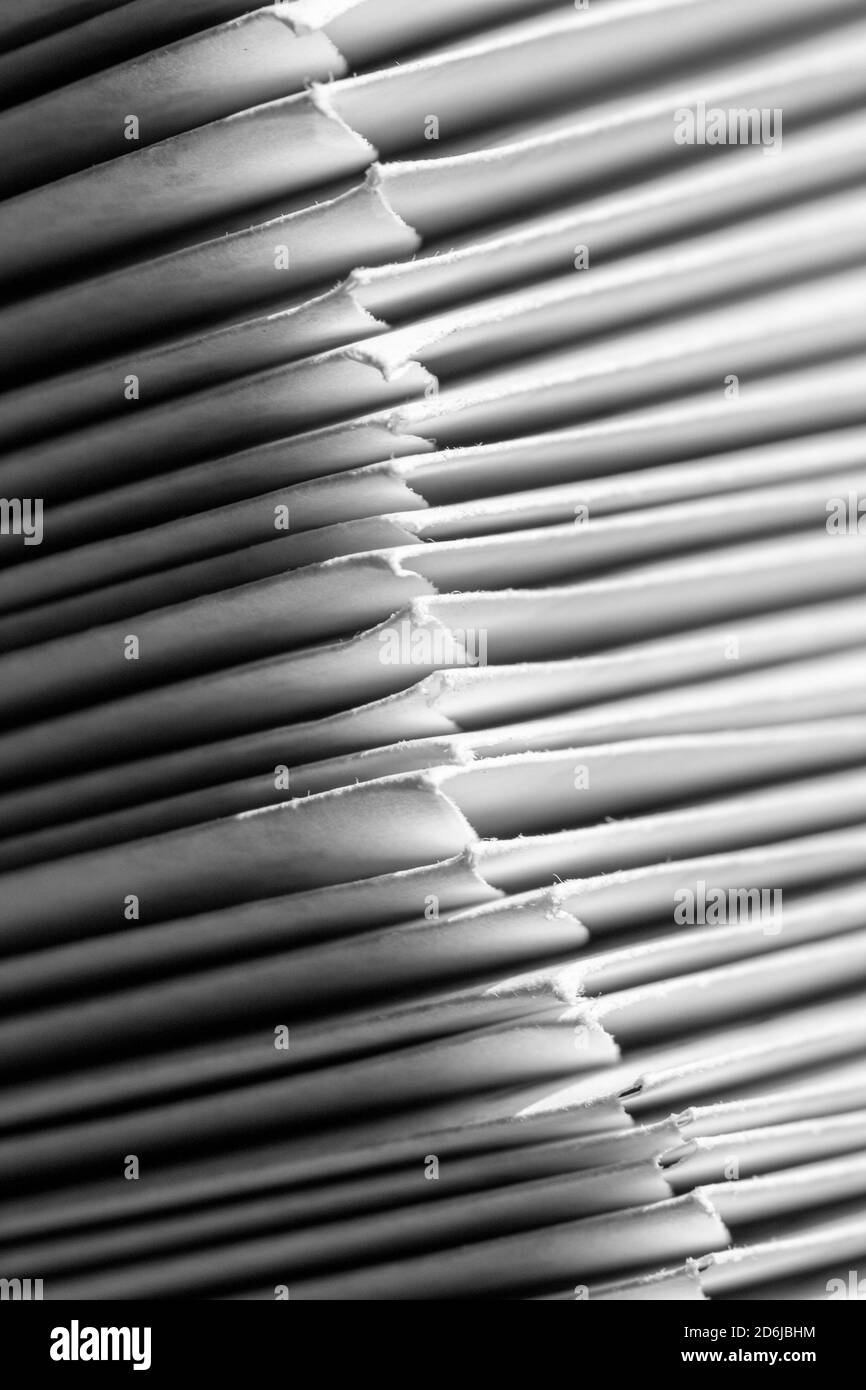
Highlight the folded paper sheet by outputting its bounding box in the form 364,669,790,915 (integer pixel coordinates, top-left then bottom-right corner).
2,0,866,1303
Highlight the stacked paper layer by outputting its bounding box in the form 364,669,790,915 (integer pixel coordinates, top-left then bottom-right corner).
1,0,866,1300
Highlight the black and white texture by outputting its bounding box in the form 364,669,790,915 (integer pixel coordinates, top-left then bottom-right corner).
1,0,866,1301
